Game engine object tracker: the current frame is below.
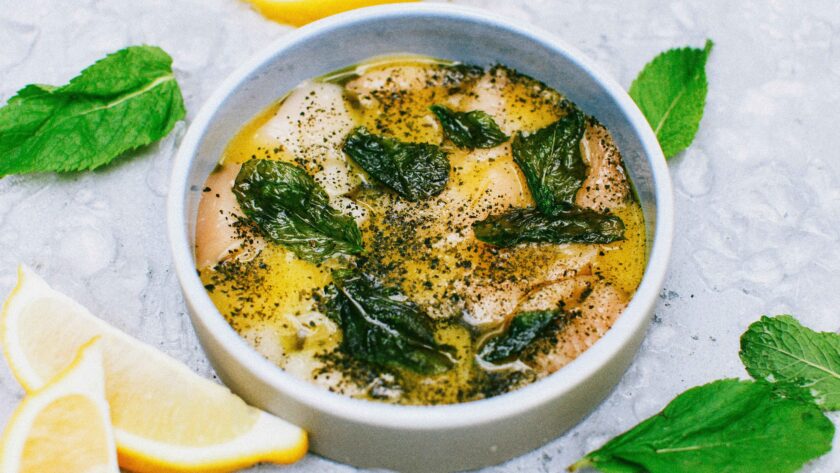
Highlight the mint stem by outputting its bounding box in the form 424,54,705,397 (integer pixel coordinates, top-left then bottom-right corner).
568,457,594,472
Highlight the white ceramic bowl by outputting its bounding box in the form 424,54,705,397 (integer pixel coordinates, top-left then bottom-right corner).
167,4,673,472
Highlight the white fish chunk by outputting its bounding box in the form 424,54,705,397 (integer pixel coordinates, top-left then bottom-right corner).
518,276,628,374
194,163,265,269
255,82,359,197
576,123,631,212
460,246,599,327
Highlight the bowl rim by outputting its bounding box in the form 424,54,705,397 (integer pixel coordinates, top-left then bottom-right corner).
167,2,674,430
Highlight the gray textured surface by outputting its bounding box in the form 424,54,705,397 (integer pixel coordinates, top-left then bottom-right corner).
1,0,839,472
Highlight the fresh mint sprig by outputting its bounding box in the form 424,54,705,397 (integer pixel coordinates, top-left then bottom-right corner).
571,314,838,473
0,45,185,176
629,40,713,159
570,379,834,473
740,315,840,411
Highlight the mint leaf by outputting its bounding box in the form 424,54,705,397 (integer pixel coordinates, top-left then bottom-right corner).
0,46,185,176
740,315,840,410
629,40,712,158
479,310,558,363
329,269,454,375
342,126,450,201
763,380,819,405
474,107,625,249
232,159,363,263
430,105,508,149
511,108,587,214
472,207,624,247
570,379,834,473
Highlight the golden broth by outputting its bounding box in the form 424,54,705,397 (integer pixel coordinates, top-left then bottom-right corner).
196,56,646,404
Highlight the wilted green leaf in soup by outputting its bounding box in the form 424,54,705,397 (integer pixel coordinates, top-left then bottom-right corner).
232,159,363,263
479,310,558,363
472,207,625,247
328,269,454,375
511,108,587,215
430,104,509,149
342,126,450,201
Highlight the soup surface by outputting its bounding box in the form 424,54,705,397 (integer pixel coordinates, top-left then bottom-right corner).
196,55,646,405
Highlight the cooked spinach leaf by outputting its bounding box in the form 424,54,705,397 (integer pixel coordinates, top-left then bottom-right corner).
232,159,363,262
342,126,450,201
570,379,834,473
430,105,508,149
512,108,587,214
479,310,558,363
472,207,624,247
329,269,454,375
740,315,840,411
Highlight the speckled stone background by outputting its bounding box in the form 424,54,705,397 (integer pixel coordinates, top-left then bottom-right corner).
2,0,839,471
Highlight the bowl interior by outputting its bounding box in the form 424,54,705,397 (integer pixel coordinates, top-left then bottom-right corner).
170,4,671,428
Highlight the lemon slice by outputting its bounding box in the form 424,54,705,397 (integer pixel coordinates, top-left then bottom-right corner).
1,266,307,473
0,337,119,473
246,0,417,26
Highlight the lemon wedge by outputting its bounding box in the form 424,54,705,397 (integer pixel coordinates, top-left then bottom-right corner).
0,337,119,473
246,0,417,26
1,266,307,473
